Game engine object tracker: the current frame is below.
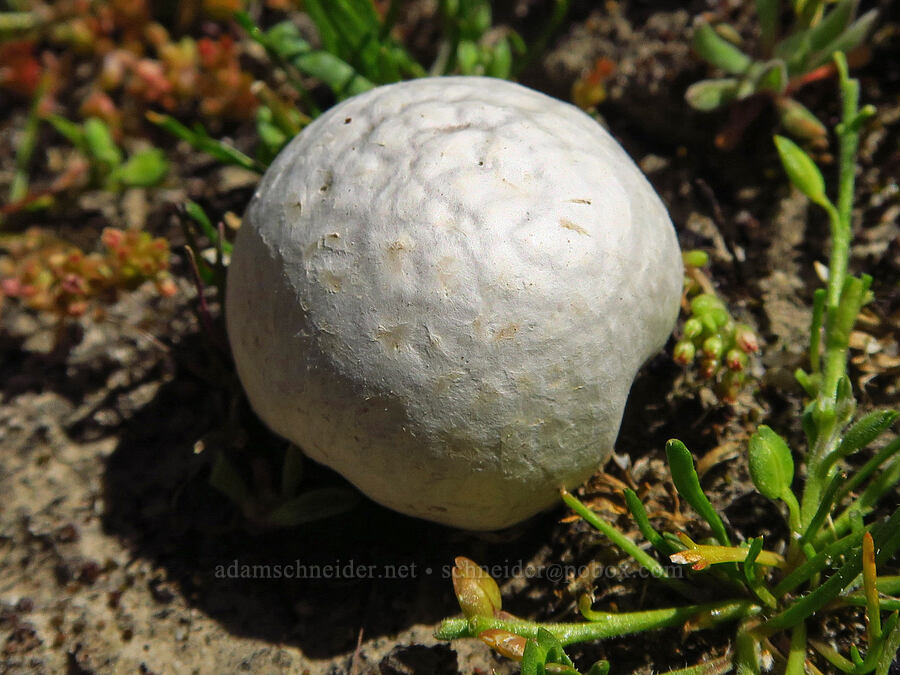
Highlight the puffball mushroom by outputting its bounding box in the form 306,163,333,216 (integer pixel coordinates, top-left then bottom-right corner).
226,77,683,530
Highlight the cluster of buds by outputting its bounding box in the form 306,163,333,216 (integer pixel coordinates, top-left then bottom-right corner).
674,250,759,402
0,227,175,319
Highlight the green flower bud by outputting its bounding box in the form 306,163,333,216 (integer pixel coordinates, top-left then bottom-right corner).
683,317,703,339
726,348,748,371
735,324,759,353
674,340,696,364
452,557,501,618
748,425,794,500
690,293,726,316
701,313,719,335
699,357,719,379
720,370,745,403
682,249,710,268
703,334,724,359
710,307,730,328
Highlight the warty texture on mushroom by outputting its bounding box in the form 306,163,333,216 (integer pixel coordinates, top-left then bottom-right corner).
226,77,683,530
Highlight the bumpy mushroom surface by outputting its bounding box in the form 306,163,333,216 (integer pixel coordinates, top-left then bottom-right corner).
226,77,682,530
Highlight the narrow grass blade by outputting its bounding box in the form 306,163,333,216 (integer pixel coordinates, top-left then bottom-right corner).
148,112,263,173
264,487,360,527
665,439,731,546
831,437,900,513
623,488,680,556
562,489,693,597
764,508,900,634
807,9,878,70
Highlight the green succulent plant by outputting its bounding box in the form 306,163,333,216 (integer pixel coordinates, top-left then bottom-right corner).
685,0,876,149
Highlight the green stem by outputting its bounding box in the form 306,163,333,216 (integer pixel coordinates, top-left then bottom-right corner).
785,620,807,675
435,600,756,645
801,52,865,530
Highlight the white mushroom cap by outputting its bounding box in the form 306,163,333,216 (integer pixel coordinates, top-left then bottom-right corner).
226,77,682,530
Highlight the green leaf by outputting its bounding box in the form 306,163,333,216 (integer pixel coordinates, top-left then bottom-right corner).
209,452,251,507
536,628,574,666
743,537,778,608
185,200,233,255
748,425,795,500
256,117,289,163
456,39,480,74
692,22,753,75
764,508,900,634
241,17,375,99
586,661,611,675
831,410,899,466
684,78,740,111
45,113,86,150
775,29,813,74
263,487,360,527
734,619,762,674
832,437,900,507
795,369,818,397
798,470,845,545
807,0,856,53
796,0,827,27
520,639,543,675
807,9,877,70
774,134,829,206
755,59,788,93
84,117,122,169
774,526,867,596
776,97,828,142
148,112,263,173
876,612,900,675
624,488,680,556
756,0,780,55
292,50,376,98
665,439,731,546
486,35,513,79
303,0,416,84
304,0,380,60
115,148,168,187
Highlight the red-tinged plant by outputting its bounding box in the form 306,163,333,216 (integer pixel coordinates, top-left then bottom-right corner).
195,35,257,119
0,41,42,97
0,227,176,320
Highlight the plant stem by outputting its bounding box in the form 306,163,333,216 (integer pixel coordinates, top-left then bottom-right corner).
785,620,807,675
434,600,756,645
800,52,866,529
